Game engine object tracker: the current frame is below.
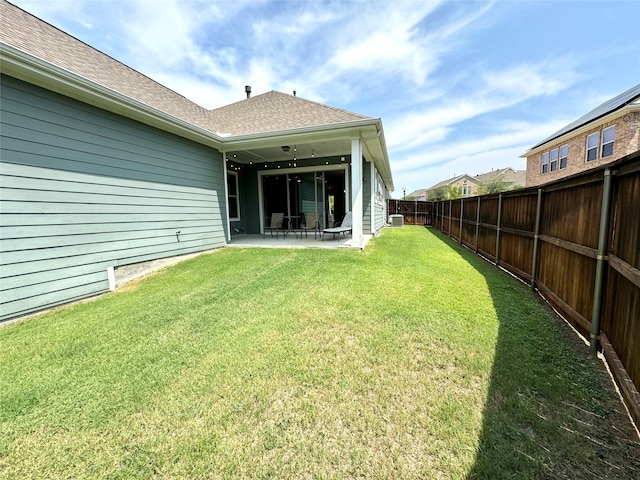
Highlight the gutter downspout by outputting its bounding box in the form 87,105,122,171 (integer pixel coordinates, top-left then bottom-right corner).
590,168,614,354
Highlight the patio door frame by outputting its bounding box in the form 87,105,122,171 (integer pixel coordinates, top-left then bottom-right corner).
257,164,350,234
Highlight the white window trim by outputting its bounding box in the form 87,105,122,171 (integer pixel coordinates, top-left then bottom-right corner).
541,151,549,174
601,125,615,158
227,170,240,221
586,132,599,162
550,148,558,171
559,145,568,169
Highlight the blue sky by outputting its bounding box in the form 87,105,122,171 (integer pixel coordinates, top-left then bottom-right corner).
11,0,640,196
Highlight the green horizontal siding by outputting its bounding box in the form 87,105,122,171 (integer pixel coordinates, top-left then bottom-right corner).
0,75,226,321
375,202,386,232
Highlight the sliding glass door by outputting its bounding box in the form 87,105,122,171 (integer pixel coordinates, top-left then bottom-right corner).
261,169,345,232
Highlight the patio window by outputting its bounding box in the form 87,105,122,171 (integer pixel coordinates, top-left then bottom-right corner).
227,171,240,220
559,145,568,169
601,126,615,157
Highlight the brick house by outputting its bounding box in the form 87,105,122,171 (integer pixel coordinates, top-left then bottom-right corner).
523,84,640,187
410,174,480,200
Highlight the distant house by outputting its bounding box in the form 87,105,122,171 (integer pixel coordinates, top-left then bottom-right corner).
522,84,640,187
411,174,480,200
472,167,525,193
411,167,525,200
0,2,393,321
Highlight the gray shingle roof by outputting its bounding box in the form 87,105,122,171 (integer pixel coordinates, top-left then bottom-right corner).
0,1,218,133
1,1,371,138
210,91,370,136
530,83,640,150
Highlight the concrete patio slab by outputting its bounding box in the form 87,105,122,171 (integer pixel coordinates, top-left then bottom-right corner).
227,233,372,249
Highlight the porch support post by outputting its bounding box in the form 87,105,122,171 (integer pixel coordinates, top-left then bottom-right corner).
221,150,231,243
351,138,364,248
370,161,375,234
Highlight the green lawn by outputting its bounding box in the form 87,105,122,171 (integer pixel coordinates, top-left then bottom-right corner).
1,227,638,479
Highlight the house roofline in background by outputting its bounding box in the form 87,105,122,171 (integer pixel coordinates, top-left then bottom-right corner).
521,85,640,158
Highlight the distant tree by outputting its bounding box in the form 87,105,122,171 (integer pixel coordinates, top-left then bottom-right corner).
405,195,416,201
426,186,448,201
446,185,463,199
426,185,464,201
477,178,524,195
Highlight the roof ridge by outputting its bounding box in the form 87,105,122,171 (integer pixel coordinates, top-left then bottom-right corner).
211,89,370,120
208,89,372,135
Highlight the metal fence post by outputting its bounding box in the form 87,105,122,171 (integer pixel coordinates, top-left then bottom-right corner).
531,188,543,291
495,193,503,267
459,198,464,243
590,169,614,354
475,196,481,253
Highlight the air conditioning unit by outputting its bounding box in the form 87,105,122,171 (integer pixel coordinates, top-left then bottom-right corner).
389,214,404,227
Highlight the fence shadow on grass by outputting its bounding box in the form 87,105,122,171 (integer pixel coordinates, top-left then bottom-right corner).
421,229,640,479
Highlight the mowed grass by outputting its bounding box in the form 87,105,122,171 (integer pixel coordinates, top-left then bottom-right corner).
1,227,638,479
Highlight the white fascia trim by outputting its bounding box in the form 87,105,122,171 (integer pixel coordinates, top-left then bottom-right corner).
362,123,393,192
221,120,381,149
521,104,640,158
0,42,224,150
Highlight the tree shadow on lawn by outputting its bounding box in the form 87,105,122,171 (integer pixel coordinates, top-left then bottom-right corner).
423,229,640,479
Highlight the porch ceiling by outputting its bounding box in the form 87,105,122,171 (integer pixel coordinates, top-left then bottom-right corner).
220,121,394,192
225,139,349,165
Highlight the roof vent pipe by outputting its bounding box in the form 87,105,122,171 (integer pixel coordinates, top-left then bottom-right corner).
245,85,251,98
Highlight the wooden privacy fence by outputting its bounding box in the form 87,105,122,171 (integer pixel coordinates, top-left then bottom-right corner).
432,151,640,427
388,199,433,225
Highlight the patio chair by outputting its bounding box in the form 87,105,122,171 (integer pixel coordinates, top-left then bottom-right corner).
299,212,320,239
322,211,352,240
263,212,284,238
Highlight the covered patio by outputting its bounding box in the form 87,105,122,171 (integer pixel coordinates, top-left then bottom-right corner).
216,90,394,249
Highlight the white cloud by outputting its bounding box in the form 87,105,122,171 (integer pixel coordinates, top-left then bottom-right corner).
13,0,629,198
390,117,572,195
